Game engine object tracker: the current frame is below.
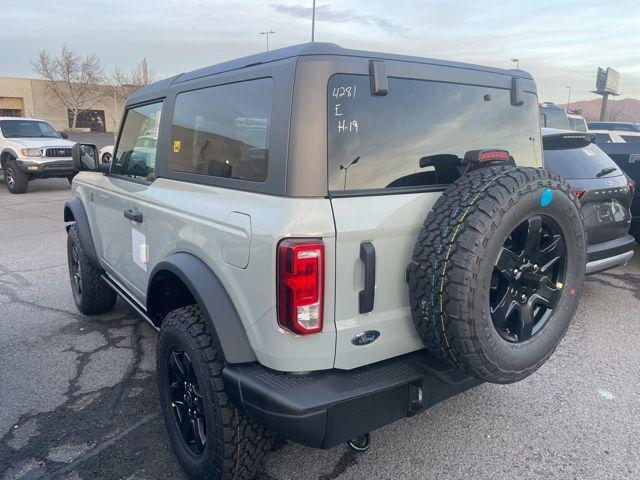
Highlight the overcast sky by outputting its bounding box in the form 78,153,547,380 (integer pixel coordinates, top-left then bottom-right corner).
2,0,638,103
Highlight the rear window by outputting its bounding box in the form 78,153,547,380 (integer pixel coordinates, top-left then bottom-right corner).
543,143,620,179
621,135,640,144
170,78,273,182
327,75,541,192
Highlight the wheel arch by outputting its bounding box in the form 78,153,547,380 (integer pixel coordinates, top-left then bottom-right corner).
64,197,100,268
147,252,257,364
1,148,18,169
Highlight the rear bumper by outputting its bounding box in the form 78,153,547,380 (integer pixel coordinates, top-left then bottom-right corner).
222,350,481,449
586,234,636,274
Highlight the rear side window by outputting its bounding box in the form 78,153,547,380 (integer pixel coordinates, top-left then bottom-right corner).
621,135,640,144
543,143,619,179
327,75,541,192
170,78,273,182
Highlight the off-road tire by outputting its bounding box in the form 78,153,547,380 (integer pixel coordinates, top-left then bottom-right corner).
408,166,586,384
67,223,117,314
4,159,28,194
157,305,268,480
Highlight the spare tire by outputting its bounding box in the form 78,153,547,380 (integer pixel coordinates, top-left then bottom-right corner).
408,166,585,384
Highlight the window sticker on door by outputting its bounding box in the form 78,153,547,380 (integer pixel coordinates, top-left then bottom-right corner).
132,228,148,272
173,140,181,153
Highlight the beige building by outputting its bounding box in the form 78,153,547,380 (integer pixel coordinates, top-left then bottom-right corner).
0,76,123,133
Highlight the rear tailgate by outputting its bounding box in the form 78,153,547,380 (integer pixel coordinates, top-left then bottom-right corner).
328,72,542,370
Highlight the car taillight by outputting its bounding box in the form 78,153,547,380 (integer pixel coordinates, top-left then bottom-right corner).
630,180,636,195
463,149,510,164
574,189,585,199
277,239,324,334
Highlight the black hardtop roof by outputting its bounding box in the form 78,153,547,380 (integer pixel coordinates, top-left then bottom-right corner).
128,42,533,105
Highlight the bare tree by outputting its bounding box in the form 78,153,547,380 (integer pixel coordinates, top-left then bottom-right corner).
111,61,155,103
31,47,107,130
106,61,155,135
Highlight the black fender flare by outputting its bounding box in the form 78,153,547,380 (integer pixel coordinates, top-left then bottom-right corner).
148,253,257,364
1,148,19,167
63,197,100,268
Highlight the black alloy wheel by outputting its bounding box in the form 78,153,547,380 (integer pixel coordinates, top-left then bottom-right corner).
5,167,16,190
168,350,207,455
490,215,567,343
69,240,82,302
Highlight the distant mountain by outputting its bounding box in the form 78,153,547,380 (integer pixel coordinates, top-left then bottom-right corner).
565,98,640,123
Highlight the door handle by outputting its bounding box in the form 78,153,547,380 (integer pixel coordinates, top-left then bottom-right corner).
359,242,376,314
124,209,143,223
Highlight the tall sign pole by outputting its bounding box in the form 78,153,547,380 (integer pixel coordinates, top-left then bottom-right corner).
591,67,620,121
311,0,316,42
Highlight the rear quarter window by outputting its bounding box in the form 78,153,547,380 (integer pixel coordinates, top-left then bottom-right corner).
170,78,273,182
327,74,542,192
543,143,620,179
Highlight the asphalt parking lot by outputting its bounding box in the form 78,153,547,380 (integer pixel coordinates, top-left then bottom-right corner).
1,177,640,480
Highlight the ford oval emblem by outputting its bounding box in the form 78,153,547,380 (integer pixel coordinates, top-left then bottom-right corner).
351,330,380,346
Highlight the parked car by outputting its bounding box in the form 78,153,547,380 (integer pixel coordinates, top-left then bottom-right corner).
542,129,635,272
588,121,640,133
99,144,113,163
0,117,77,193
567,113,587,132
590,129,640,242
539,102,570,129
64,43,587,480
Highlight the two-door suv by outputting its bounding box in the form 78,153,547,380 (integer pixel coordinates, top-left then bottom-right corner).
65,43,586,480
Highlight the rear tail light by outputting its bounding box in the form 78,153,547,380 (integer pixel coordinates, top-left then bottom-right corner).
629,180,636,195
277,239,324,334
574,189,585,199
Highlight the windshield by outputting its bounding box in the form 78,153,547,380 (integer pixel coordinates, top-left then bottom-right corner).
0,120,60,139
543,143,620,179
539,106,570,129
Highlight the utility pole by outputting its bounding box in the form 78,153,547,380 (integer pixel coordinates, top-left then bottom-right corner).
142,58,149,85
511,58,520,69
259,31,275,51
311,0,316,42
565,85,572,112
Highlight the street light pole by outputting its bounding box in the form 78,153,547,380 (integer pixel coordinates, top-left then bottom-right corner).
259,30,275,51
311,0,316,42
566,85,572,112
510,58,520,69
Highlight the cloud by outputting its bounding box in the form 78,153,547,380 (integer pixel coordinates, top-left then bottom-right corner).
270,3,404,34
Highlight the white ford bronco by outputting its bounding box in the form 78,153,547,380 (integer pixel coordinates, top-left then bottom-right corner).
65,43,586,479
0,117,77,193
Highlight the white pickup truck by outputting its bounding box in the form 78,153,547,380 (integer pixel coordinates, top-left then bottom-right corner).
0,117,78,193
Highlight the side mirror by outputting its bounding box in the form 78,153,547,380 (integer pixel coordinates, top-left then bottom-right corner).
72,143,98,171
59,131,69,139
